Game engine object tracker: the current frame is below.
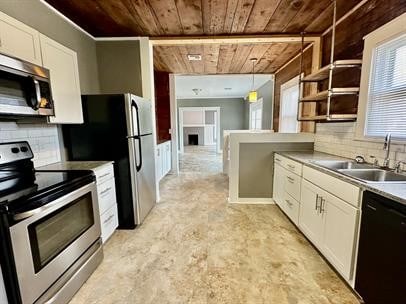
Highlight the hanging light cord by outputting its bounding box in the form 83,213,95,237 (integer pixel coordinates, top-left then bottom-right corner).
251,59,255,90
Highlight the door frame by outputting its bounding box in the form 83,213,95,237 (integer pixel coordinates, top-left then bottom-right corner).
178,106,221,154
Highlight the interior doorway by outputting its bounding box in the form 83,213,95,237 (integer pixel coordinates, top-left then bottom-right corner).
178,106,221,154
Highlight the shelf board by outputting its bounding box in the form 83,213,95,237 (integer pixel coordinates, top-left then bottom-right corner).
300,87,360,102
301,59,362,82
298,113,357,122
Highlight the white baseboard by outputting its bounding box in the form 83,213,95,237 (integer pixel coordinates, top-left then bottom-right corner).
228,197,275,204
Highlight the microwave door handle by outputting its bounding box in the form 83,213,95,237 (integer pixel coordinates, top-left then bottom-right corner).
33,78,41,109
131,100,143,172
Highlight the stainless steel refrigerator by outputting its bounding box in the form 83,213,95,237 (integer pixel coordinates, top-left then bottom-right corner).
63,93,156,229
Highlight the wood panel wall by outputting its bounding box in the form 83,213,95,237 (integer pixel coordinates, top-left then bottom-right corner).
274,0,406,131
154,70,172,143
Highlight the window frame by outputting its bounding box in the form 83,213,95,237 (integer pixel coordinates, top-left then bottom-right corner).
355,12,406,142
249,98,263,130
279,75,301,133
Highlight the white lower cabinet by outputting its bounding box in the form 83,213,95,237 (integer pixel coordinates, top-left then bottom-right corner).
299,179,359,281
94,164,118,243
156,140,172,181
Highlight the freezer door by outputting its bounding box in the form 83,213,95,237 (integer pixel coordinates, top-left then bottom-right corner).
130,94,153,135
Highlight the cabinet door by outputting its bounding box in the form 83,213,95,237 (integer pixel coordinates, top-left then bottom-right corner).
156,146,162,181
299,180,324,246
321,193,359,280
273,164,285,207
0,12,42,65
40,34,83,124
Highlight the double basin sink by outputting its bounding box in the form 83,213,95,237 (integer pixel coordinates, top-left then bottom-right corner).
312,160,406,184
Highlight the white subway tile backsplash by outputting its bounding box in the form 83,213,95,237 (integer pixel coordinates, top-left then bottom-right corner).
314,122,406,167
0,121,61,167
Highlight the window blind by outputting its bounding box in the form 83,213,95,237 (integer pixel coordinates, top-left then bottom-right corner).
365,33,406,138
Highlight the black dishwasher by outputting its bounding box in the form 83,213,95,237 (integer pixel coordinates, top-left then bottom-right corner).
355,191,406,304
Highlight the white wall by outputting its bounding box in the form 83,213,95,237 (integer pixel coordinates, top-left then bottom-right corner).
0,122,61,167
314,122,406,167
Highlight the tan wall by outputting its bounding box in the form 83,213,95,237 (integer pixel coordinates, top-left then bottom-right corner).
0,0,100,94
96,41,142,95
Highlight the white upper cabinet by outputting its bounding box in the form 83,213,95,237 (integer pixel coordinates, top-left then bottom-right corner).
0,11,42,65
40,34,83,124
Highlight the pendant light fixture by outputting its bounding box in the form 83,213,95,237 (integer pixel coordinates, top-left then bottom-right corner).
248,58,258,102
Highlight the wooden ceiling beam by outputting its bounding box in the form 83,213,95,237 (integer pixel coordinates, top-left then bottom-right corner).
150,34,321,45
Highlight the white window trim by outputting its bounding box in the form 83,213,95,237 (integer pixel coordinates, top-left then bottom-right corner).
249,98,263,130
279,75,301,133
355,12,406,142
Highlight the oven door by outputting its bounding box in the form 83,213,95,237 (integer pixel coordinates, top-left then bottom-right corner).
9,182,100,304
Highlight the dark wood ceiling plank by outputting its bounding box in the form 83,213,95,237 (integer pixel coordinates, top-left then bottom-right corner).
175,0,203,35
204,0,228,34
265,43,302,72
123,0,163,36
304,0,361,33
148,0,184,35
283,0,331,32
244,0,282,33
223,0,240,33
203,44,220,74
217,44,238,73
230,0,256,33
229,44,254,73
264,0,304,32
239,44,272,73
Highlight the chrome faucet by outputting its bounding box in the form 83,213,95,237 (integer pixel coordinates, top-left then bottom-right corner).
382,133,392,168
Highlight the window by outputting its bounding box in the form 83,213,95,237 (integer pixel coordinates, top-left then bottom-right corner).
279,75,300,133
249,98,263,130
356,13,406,140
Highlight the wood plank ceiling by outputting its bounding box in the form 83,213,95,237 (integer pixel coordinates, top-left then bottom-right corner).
44,0,361,74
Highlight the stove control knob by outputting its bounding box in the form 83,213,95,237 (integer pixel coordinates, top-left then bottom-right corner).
20,146,28,153
11,147,20,154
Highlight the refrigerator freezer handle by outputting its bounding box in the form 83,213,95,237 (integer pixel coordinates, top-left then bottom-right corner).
131,100,143,172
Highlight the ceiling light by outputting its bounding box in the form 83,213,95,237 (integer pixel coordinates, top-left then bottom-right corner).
224,87,232,90
187,54,202,61
248,58,258,102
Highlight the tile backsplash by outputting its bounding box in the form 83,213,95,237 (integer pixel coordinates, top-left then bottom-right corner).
0,121,61,167
314,122,406,168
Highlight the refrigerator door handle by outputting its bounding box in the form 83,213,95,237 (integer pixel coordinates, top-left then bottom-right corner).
131,100,143,172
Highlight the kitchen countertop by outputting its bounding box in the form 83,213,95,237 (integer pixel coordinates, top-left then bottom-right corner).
38,161,113,171
278,151,406,206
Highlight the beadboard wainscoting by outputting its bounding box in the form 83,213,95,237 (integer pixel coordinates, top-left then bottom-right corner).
0,122,61,167
314,122,406,168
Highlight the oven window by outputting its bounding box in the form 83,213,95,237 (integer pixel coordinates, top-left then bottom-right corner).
28,193,94,273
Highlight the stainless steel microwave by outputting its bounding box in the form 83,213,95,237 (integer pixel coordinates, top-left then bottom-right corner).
0,53,54,117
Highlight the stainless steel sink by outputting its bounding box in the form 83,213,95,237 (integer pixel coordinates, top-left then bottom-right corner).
338,169,406,183
312,160,375,170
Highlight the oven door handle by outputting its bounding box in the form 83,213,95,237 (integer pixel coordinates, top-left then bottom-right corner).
13,182,96,221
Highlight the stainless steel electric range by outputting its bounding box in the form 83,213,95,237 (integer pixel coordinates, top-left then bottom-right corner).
0,141,103,304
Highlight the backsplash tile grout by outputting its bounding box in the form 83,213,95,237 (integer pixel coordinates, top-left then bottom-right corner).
314,122,406,168
0,122,61,167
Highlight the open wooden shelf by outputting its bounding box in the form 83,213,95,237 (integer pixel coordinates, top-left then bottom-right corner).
301,60,362,82
300,87,360,102
298,114,357,121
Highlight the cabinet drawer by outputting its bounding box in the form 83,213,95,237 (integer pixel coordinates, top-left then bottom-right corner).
282,193,300,225
303,166,360,207
94,164,114,185
97,178,117,214
274,154,302,176
100,204,118,243
284,172,301,201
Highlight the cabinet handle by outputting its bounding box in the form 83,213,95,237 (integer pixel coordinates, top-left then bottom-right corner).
99,172,110,179
319,198,325,214
287,176,295,183
103,214,115,224
100,187,111,196
315,194,320,210
287,164,295,169
285,199,293,207
275,158,281,162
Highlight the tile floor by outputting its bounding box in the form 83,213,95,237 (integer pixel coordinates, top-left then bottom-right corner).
69,145,360,304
